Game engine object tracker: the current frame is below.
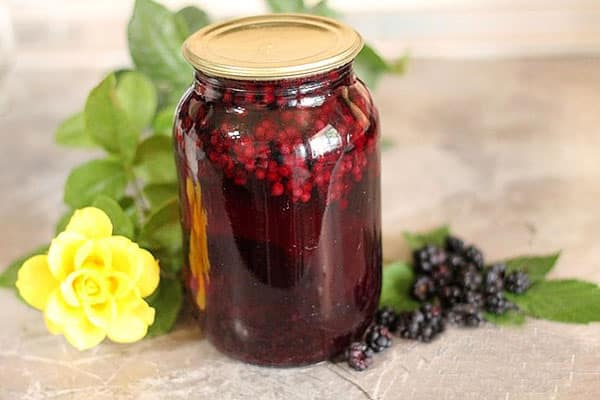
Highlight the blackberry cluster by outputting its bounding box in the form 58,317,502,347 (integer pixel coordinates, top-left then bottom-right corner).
396,304,445,342
345,233,534,371
410,235,529,323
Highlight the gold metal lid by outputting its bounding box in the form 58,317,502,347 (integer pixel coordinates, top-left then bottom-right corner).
182,14,363,81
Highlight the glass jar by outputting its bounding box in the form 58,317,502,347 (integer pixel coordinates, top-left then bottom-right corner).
174,14,381,366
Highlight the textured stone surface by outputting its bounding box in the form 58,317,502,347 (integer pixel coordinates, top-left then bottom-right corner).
2,57,600,399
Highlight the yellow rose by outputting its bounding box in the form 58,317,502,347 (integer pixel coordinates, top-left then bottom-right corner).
16,207,160,350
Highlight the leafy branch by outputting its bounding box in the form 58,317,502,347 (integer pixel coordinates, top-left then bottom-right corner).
382,226,600,326
1,0,406,337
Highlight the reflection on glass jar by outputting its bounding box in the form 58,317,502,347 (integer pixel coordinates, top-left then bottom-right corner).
174,14,382,366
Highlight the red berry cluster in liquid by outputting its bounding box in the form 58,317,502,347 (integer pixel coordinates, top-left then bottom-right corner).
174,63,382,366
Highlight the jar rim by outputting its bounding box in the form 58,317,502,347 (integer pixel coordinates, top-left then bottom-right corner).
182,14,363,81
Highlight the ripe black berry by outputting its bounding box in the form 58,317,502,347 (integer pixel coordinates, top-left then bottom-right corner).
439,285,463,307
483,263,506,294
456,265,482,291
462,291,484,308
413,245,447,274
365,325,392,353
505,271,531,294
447,253,466,269
446,303,485,327
432,263,453,287
484,292,514,315
411,276,435,301
346,342,374,371
375,306,398,331
463,245,485,270
445,235,465,253
396,305,445,342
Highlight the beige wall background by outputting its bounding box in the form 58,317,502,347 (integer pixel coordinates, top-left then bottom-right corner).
4,0,600,72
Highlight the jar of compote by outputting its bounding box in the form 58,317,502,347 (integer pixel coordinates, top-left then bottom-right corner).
174,14,381,366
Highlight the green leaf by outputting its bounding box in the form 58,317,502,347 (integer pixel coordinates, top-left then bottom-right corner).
85,74,138,162
134,135,177,184
152,105,176,137
154,249,183,276
127,0,191,95
390,53,410,75
146,277,183,337
354,44,390,89
116,71,157,133
381,137,394,151
510,280,600,323
484,310,526,326
144,183,178,209
0,245,49,288
503,253,560,285
379,261,420,311
119,196,140,234
64,159,128,208
403,225,450,250
139,197,181,255
308,0,339,17
92,195,134,238
175,6,210,34
55,209,75,235
266,0,305,13
54,112,96,148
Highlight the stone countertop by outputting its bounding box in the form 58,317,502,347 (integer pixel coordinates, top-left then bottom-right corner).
1,58,600,399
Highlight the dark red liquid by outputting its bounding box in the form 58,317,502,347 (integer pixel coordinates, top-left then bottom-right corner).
174,64,381,365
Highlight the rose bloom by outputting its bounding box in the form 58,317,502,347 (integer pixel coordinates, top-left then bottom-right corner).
16,207,160,350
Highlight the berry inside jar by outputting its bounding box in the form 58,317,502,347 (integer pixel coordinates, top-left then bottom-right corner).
174,62,382,365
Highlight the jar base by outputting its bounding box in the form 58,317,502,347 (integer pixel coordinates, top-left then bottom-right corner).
207,335,340,367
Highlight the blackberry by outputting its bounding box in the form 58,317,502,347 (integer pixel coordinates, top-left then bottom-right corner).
365,325,392,353
396,311,423,340
485,292,514,315
419,304,445,339
505,271,531,294
483,263,506,294
447,253,466,269
346,342,374,371
411,276,436,301
432,263,454,287
462,291,484,308
375,306,398,331
413,245,447,274
456,265,482,291
446,303,485,327
439,285,463,307
445,235,465,253
463,245,485,270
396,305,445,342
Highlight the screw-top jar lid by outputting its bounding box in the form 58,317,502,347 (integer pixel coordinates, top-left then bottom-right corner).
182,14,363,81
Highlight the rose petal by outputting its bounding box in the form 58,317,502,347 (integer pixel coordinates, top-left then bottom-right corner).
59,270,83,307
74,239,112,272
106,296,155,343
47,231,85,280
84,299,117,329
62,318,106,351
106,236,141,281
16,255,59,310
44,290,106,350
105,271,136,299
136,249,160,298
65,207,113,239
44,289,85,329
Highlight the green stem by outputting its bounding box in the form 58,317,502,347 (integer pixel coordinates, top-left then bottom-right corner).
125,166,148,220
